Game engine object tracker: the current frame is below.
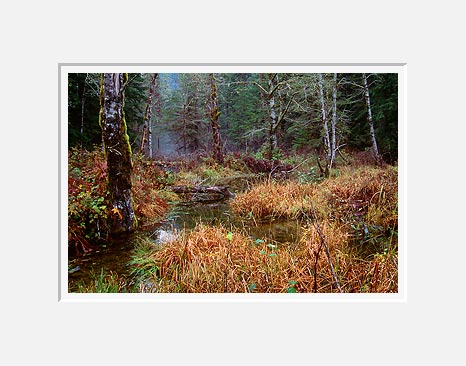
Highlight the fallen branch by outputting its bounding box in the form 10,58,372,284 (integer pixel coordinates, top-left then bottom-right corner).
170,185,235,199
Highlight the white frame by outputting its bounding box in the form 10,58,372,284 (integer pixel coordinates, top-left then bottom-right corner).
59,63,407,302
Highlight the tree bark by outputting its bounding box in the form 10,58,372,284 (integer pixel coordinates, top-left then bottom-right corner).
208,73,224,163
80,74,87,149
330,73,338,168
99,73,137,234
170,185,234,197
141,73,158,159
267,73,278,157
318,74,331,171
362,73,382,165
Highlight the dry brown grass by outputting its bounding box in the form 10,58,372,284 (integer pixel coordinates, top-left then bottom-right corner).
232,165,398,228
323,165,398,222
131,154,170,227
146,224,300,293
138,165,398,293
230,181,314,221
138,219,397,293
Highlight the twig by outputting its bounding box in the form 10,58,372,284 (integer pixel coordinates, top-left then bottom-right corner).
300,201,342,293
284,158,311,173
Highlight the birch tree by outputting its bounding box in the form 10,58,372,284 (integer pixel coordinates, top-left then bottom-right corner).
207,73,224,163
254,73,293,159
99,73,137,234
330,73,338,168
362,73,382,165
318,73,331,172
140,73,159,159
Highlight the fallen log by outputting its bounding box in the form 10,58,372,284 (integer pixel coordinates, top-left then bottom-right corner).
169,185,235,201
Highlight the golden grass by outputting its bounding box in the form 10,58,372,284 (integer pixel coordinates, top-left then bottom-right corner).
137,220,397,293
137,165,398,293
174,161,246,186
131,155,170,226
231,165,398,228
230,181,314,220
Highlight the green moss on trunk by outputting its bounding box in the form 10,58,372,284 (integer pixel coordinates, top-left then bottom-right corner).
100,73,137,234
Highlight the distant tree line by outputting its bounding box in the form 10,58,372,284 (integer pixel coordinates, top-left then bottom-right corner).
68,72,398,164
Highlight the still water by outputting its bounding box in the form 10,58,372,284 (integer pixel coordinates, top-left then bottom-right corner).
68,191,303,291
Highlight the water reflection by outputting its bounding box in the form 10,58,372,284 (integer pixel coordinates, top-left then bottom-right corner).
154,201,302,246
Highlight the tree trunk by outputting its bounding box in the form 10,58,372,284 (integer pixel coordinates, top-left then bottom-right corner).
170,185,234,199
318,74,331,170
99,73,137,234
208,73,224,164
80,73,88,149
141,73,158,159
362,73,382,165
330,73,338,168
267,73,278,157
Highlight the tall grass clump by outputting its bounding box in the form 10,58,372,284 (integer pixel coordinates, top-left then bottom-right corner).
230,181,314,221
134,219,397,293
135,224,314,293
225,164,398,292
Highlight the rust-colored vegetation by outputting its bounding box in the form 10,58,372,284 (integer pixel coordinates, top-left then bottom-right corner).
68,148,169,256
134,164,398,293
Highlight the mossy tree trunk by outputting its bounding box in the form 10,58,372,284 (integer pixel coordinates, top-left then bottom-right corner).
99,73,137,234
208,73,224,164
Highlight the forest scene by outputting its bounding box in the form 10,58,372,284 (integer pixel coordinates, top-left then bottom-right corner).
67,71,398,294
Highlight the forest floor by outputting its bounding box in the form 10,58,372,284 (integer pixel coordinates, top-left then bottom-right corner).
67,148,398,293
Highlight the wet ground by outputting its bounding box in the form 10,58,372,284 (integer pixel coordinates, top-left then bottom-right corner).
68,178,304,292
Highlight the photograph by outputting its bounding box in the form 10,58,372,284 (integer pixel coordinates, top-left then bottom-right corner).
62,66,403,297
5,1,466,364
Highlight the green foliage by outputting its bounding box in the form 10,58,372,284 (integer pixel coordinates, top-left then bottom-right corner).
160,73,210,154
254,238,265,245
128,237,160,281
68,148,110,253
287,281,298,293
69,72,398,162
124,73,150,148
74,268,128,293
343,73,398,163
218,73,266,151
297,167,321,183
68,73,102,149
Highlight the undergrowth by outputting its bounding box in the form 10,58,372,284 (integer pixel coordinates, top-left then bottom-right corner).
69,148,398,294
68,147,169,255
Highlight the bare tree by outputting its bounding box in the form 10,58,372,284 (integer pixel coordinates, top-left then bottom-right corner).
318,73,331,174
330,73,338,168
99,73,137,234
362,73,382,165
207,73,224,163
140,73,159,159
253,74,294,159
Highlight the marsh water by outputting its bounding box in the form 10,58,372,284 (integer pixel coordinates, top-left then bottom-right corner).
68,178,304,292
